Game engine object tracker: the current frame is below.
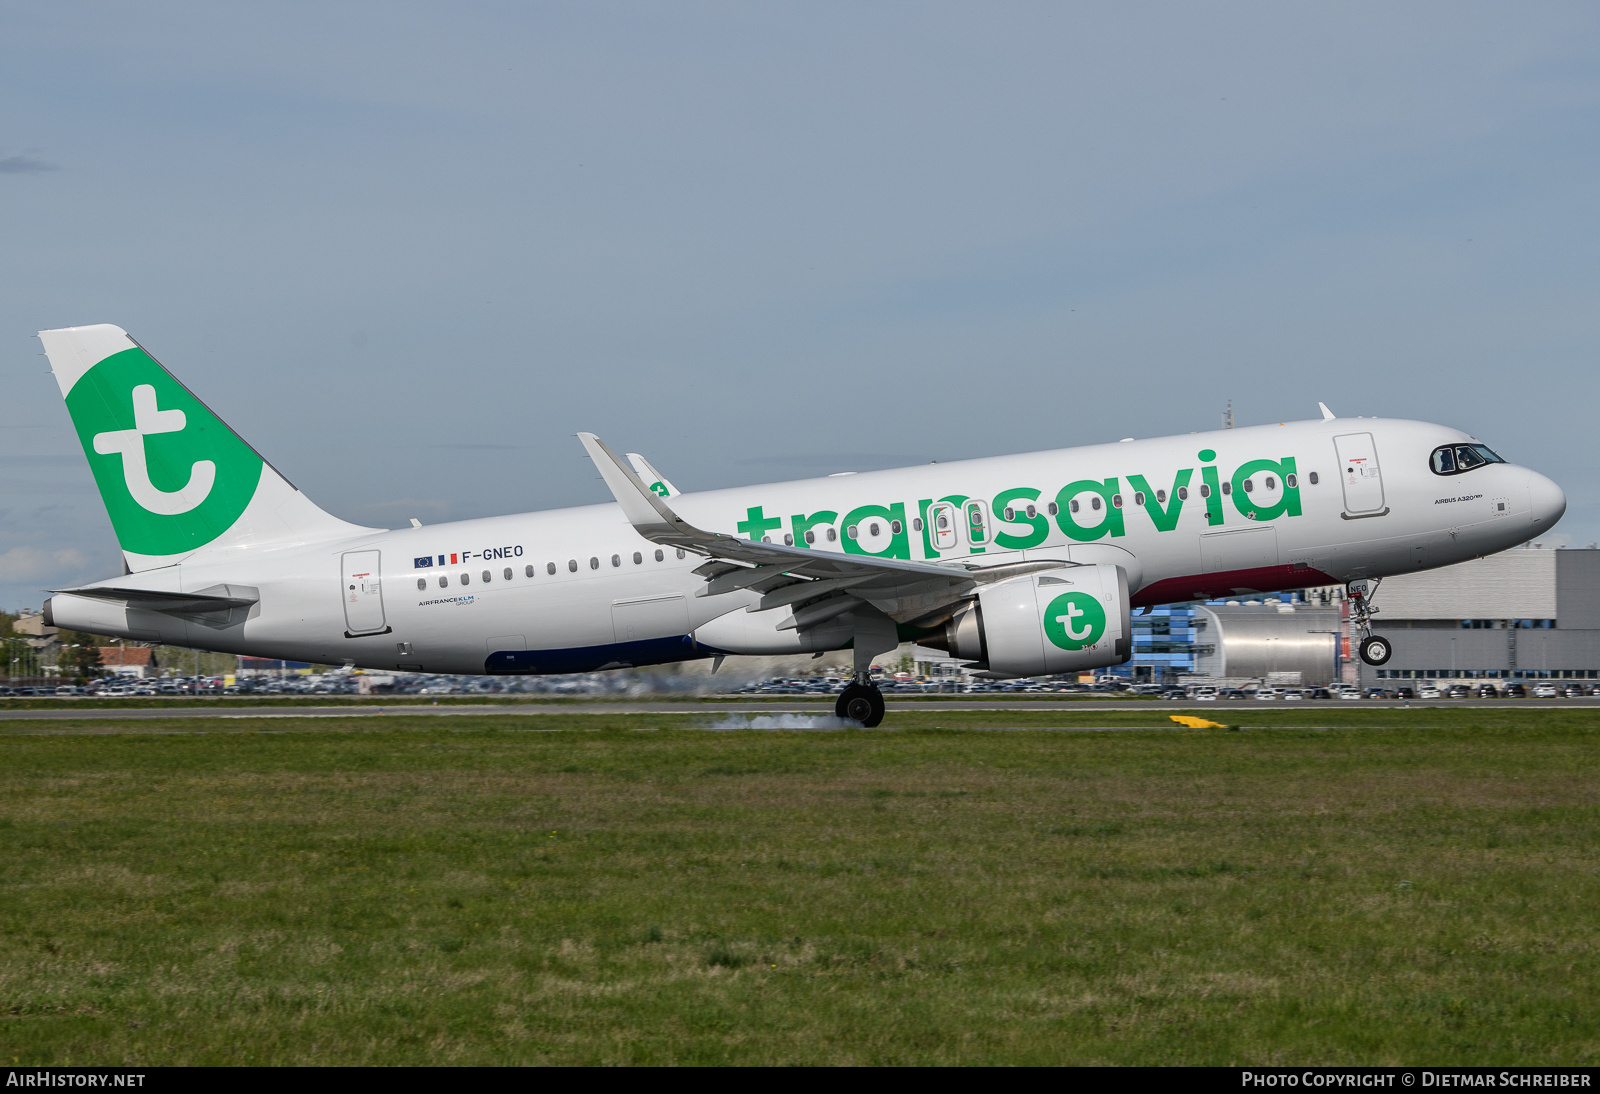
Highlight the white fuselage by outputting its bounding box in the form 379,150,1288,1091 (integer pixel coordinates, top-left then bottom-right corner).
49,417,1565,675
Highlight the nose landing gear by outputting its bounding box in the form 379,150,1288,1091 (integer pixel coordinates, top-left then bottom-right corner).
835,672,886,727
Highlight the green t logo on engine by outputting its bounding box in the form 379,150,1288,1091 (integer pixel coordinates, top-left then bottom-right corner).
1043,591,1106,651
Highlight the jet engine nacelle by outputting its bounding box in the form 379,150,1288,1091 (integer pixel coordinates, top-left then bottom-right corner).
929,564,1131,677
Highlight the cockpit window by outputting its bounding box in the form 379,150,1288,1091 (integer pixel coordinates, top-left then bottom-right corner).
1430,443,1506,476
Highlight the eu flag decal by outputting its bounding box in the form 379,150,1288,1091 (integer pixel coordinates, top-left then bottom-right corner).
413,556,434,568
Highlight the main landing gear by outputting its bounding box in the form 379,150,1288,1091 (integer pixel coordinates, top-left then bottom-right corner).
1349,579,1392,666
836,671,886,727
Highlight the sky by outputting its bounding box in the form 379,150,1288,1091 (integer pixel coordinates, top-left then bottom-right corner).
2,2,1599,610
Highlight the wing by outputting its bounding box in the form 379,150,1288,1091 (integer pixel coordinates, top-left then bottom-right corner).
578,432,1065,629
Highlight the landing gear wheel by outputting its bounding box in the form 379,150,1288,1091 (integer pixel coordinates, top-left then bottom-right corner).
1359,635,1392,666
835,683,885,727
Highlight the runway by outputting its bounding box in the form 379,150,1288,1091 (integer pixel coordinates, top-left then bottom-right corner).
2,697,1599,720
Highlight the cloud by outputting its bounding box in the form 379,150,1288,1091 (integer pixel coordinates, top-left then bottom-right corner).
0,154,56,174
0,546,90,582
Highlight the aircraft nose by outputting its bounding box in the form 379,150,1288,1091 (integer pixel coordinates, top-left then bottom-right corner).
1527,470,1566,529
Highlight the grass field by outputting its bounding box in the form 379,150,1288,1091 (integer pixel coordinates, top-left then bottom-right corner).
2,708,1598,1065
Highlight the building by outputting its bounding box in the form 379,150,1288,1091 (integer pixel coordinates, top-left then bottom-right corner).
1190,600,1341,686
97,647,159,678
1125,604,1198,683
1363,546,1600,685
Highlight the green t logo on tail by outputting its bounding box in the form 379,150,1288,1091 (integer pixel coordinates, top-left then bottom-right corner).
1043,591,1106,651
66,347,262,556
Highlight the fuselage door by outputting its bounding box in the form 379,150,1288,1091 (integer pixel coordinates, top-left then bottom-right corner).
965,500,990,547
1333,432,1386,515
341,550,387,635
928,502,959,551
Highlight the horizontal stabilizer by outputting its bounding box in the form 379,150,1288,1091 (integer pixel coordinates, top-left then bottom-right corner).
50,583,259,621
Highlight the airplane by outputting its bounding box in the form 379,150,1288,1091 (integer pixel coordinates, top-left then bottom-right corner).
36,323,1566,725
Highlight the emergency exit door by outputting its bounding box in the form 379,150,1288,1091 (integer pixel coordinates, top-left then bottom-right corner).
341,550,388,635
1333,432,1387,516
928,502,959,551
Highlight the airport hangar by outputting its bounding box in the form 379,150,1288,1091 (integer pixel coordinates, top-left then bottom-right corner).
1171,546,1600,688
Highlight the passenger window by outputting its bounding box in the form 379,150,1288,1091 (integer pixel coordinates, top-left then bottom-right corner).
611,554,621,567
590,557,599,569
460,573,470,585
1308,472,1319,485
784,534,793,546
1157,489,1167,503
1266,476,1276,490
633,551,642,564
825,529,836,543
1090,496,1101,511
677,549,687,558
504,567,513,580
548,562,557,575
937,514,949,530
1025,505,1036,519
805,530,815,544
439,576,448,588
1070,499,1080,513
417,578,426,591
1003,507,1014,521
1243,479,1253,493
1047,502,1058,516
482,570,491,582
1285,474,1296,489
868,522,880,537
912,518,923,531
568,560,577,572
1221,481,1231,495
890,520,902,534
655,549,664,562
526,564,536,577
847,525,859,539
1198,485,1209,498
1134,492,1145,506
1111,494,1122,508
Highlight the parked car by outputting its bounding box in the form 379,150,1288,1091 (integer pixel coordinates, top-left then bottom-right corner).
1531,684,1557,698
1563,684,1588,697
1395,687,1415,699
1222,688,1249,700
1309,688,1332,699
1419,686,1441,699
1476,684,1500,698
1254,688,1277,701
1282,689,1305,700
1363,687,1391,699
1446,685,1472,698
1338,688,1364,700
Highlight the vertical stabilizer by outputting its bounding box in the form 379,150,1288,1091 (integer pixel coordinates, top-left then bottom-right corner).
625,452,680,498
40,324,374,571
